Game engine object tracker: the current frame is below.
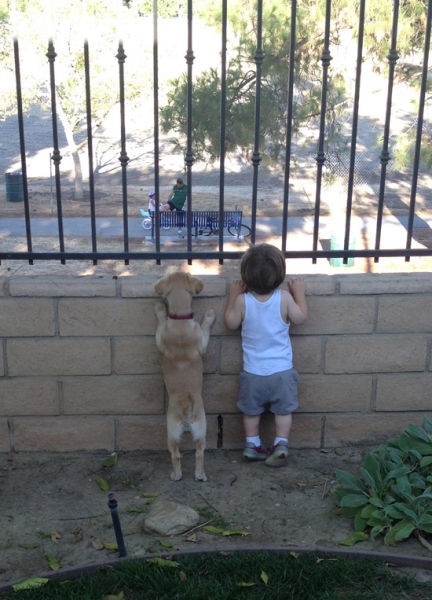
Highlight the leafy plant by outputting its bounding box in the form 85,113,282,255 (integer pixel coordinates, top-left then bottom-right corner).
335,416,432,546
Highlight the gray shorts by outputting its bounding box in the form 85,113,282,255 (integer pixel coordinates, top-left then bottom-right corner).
237,368,299,416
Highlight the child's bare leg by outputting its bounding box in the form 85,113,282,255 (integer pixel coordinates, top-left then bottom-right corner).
274,413,292,440
243,414,261,437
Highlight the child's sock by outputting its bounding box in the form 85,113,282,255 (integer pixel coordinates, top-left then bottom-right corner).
246,435,262,447
274,437,288,447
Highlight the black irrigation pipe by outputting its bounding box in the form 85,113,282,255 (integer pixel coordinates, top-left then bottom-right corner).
1,545,431,593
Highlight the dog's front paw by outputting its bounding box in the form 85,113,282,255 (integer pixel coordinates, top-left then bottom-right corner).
195,471,208,482
170,471,183,482
154,302,167,321
203,308,216,326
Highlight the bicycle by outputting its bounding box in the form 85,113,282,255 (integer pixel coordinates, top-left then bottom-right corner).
197,215,251,239
139,208,171,231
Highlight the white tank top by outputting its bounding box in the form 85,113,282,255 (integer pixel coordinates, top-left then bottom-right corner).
242,289,293,375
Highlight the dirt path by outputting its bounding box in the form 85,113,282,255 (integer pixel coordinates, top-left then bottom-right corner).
1,447,431,589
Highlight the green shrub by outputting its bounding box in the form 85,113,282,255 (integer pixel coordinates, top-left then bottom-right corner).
335,417,432,546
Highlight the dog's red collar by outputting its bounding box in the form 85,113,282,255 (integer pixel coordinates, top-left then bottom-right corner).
168,313,194,320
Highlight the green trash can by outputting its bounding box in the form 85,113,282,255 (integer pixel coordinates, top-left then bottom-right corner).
5,171,24,202
330,235,355,267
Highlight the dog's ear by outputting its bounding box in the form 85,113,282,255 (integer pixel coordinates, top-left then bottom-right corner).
154,278,168,297
189,275,204,295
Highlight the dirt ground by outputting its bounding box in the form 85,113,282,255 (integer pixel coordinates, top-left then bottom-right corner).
1,446,432,589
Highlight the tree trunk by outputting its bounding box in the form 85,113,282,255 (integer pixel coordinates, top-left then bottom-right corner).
56,94,84,201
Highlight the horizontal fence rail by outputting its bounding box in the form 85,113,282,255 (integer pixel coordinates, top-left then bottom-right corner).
1,0,432,265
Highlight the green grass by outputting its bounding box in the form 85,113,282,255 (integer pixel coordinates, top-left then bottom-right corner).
1,551,431,600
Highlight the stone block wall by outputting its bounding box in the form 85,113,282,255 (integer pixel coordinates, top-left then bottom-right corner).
0,272,431,453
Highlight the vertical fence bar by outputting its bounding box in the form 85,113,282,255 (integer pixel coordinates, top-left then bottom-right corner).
374,0,399,263
153,0,161,262
46,40,65,264
250,0,264,245
281,0,297,253
84,40,97,264
116,41,130,265
343,0,366,264
405,0,432,261
312,0,332,264
13,38,33,264
185,0,195,264
218,0,228,262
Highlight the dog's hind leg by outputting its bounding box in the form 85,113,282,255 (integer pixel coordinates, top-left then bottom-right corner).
167,417,183,481
191,417,207,482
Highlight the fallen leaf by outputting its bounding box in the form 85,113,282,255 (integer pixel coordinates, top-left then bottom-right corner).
261,570,269,585
71,527,83,543
103,542,119,552
236,582,256,587
51,530,62,543
37,531,52,540
96,477,110,492
339,531,369,546
185,533,197,543
12,578,49,591
91,538,104,550
102,452,118,468
146,557,180,568
142,492,160,498
102,593,124,600
46,553,61,571
158,539,175,550
179,571,187,582
17,542,40,550
290,552,300,559
202,525,250,537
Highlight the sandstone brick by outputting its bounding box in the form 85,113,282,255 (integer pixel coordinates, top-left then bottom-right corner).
13,416,114,451
192,297,226,335
0,378,59,415
298,296,375,335
0,419,10,451
220,337,242,374
59,298,156,336
300,275,336,296
324,412,429,447
120,275,160,298
116,415,167,450
7,338,111,376
0,298,55,337
377,296,432,333
340,273,432,295
292,336,322,373
219,412,322,449
325,335,428,374
63,375,164,414
203,374,239,413
376,373,432,411
9,276,116,297
203,338,219,373
113,336,161,374
299,374,371,412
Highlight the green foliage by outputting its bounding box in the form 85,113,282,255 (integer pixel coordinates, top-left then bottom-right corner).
161,0,348,163
335,417,432,546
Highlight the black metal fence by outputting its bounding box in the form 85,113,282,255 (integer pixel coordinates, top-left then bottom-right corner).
2,0,432,265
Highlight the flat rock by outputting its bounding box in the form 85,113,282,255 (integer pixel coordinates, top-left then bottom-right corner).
143,499,200,536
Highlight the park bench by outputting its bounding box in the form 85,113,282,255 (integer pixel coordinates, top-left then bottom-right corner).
143,209,248,240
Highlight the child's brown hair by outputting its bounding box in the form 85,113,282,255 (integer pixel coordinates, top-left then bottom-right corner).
240,244,286,295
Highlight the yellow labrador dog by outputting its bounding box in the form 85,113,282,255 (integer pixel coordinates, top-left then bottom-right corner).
154,272,215,481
